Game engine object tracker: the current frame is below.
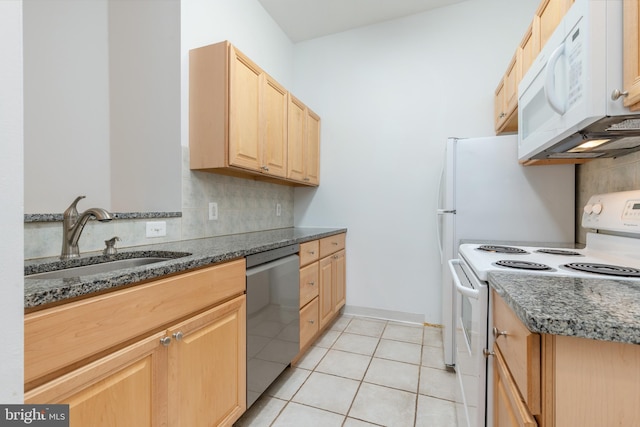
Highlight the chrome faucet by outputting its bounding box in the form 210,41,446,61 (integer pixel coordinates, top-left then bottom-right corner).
60,196,113,260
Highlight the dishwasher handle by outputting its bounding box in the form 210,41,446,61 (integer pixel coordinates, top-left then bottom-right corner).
246,254,299,276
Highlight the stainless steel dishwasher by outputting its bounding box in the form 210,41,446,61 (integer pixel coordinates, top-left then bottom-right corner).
245,244,300,408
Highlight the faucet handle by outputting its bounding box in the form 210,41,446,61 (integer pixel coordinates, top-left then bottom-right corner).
103,236,119,256
64,195,86,218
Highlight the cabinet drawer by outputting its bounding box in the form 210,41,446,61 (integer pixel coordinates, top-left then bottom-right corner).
319,233,346,258
493,291,541,415
300,298,319,349
494,347,538,427
300,240,319,266
300,262,319,308
25,259,246,386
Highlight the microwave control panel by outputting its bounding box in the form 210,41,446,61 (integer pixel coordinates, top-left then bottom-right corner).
566,23,584,110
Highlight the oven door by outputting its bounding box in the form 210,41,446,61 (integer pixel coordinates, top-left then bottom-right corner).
448,258,489,427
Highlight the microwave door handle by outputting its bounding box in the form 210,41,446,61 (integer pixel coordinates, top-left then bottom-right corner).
544,42,567,115
448,259,480,300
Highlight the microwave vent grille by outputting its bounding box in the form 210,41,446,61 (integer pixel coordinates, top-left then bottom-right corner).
607,119,640,131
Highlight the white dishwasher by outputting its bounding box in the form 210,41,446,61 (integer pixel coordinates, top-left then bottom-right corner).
245,244,300,408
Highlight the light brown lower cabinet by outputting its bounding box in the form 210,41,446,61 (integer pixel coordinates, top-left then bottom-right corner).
318,234,346,329
492,290,640,427
294,234,346,361
494,348,537,427
25,331,168,426
25,260,247,427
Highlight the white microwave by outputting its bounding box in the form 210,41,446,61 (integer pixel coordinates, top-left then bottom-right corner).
518,0,640,163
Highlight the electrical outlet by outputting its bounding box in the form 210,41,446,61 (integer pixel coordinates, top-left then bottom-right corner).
209,202,218,220
146,221,166,237
276,203,281,217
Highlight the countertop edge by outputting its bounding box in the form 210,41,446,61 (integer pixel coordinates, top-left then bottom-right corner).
25,227,347,309
489,271,640,345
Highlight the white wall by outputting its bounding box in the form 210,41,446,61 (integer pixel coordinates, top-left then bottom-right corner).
292,0,539,324
23,0,111,212
23,0,182,214
0,0,25,402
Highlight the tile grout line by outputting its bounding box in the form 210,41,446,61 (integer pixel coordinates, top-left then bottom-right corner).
340,318,386,427
249,315,450,426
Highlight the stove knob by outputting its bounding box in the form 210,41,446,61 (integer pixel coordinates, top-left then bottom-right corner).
583,204,593,215
592,203,603,215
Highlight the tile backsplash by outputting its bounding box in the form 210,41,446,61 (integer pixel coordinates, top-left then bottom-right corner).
576,150,640,244
24,146,294,259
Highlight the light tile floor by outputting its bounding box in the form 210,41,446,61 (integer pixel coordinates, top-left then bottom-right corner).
234,314,458,427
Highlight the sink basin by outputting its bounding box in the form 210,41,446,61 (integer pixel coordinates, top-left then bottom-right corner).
26,257,175,280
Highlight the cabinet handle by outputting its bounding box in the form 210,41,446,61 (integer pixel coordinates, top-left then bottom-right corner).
303,177,310,181
333,255,339,259
308,250,315,255
308,319,315,324
261,165,270,171
308,281,315,286
483,348,495,358
493,327,507,339
611,89,629,101
160,337,172,347
498,112,506,118
173,331,184,341
332,242,338,246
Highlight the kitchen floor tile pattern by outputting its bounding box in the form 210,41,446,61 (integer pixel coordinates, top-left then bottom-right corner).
234,315,457,427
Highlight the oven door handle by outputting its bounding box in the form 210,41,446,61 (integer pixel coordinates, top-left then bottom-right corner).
448,259,480,300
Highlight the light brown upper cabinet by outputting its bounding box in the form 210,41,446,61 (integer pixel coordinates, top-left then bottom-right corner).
519,23,539,81
535,0,565,49
494,53,519,133
189,41,319,186
495,0,573,135
623,0,640,110
288,94,320,185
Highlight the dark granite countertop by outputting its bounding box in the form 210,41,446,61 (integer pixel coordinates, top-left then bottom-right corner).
489,272,640,345
24,227,346,310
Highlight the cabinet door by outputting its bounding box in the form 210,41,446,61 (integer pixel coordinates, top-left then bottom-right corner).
318,256,335,328
229,47,262,171
334,249,346,311
536,0,564,49
305,109,321,185
263,75,288,177
494,79,507,131
493,292,541,414
300,297,319,350
519,24,539,81
25,331,168,427
287,94,306,182
168,295,246,427
300,261,319,308
624,0,640,108
504,53,519,117
494,349,537,427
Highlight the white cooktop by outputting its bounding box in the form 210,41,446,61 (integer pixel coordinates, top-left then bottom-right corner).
459,233,640,282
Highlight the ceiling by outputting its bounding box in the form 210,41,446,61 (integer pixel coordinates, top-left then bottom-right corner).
258,0,468,43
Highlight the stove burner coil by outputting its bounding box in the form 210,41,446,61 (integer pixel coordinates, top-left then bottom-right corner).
495,260,552,271
477,245,528,254
564,263,640,278
536,249,581,256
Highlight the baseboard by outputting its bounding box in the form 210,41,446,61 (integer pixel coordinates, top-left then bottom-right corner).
343,305,434,326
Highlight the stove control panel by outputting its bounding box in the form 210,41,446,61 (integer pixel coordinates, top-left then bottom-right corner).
583,190,640,233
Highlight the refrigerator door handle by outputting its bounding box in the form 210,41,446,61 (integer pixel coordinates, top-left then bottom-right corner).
437,209,456,214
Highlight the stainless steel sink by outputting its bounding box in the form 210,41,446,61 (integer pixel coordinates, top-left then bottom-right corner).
25,257,174,280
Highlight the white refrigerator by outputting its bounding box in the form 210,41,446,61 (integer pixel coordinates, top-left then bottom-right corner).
437,135,575,367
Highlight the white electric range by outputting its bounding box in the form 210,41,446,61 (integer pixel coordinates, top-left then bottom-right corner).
449,189,640,427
